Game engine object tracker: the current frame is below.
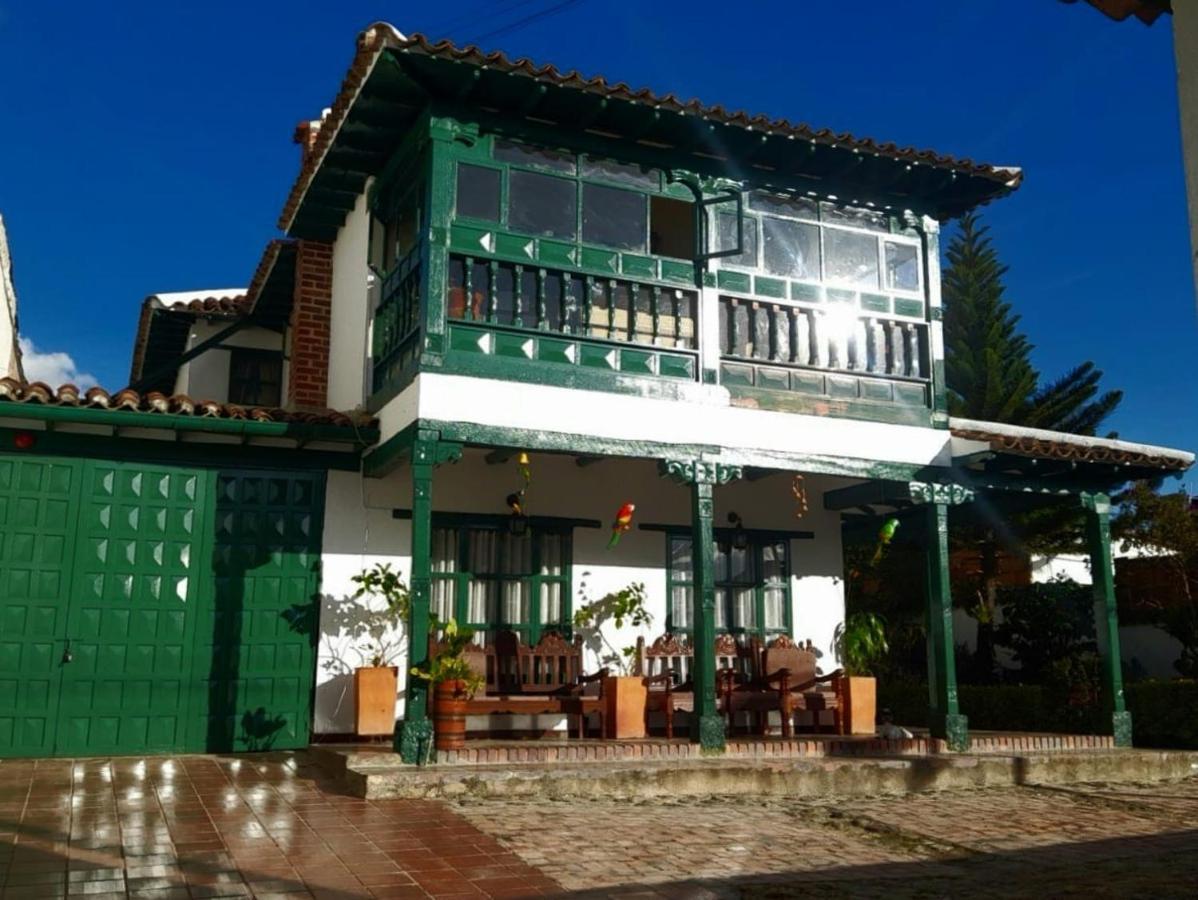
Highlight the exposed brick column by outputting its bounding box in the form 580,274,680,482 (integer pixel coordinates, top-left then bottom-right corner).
287,239,332,409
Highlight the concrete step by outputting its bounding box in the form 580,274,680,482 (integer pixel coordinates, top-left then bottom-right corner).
330,748,1198,801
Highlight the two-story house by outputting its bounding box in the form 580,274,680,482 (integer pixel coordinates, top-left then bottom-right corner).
1,22,1190,762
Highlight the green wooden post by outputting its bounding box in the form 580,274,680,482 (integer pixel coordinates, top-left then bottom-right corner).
660,459,742,752
923,499,969,751
397,429,462,764
1082,492,1132,747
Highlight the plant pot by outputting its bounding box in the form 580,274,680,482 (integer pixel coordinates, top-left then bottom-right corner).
433,679,470,751
840,675,877,736
603,675,648,739
354,666,398,738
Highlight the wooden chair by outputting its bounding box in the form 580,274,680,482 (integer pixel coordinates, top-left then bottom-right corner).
723,636,842,737
640,634,740,739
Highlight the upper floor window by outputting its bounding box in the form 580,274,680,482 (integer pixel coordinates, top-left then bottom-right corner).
719,190,922,295
666,533,791,637
371,186,424,274
453,139,697,260
228,348,283,407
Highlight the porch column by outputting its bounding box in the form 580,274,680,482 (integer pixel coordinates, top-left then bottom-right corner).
397,430,462,765
660,459,742,752
923,500,969,751
1081,492,1133,747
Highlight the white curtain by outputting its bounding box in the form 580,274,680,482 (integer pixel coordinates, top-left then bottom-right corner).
540,534,564,624
430,528,457,622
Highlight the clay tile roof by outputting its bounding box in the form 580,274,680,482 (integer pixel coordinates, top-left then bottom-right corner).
279,22,1023,233
950,417,1194,472
0,376,368,431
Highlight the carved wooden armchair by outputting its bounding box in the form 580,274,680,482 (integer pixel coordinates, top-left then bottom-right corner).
724,636,842,737
640,634,740,738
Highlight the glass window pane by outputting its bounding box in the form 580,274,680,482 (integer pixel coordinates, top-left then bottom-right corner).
821,201,888,232
540,534,564,576
503,581,529,626
671,585,693,630
885,241,920,291
432,528,458,574
718,213,757,268
468,579,498,626
582,183,647,251
731,588,756,630
764,588,785,630
509,170,577,239
501,532,532,576
456,164,500,222
494,140,576,173
467,529,498,575
750,192,818,220
714,591,727,630
761,541,786,583
762,217,820,280
431,578,456,623
824,228,880,288
714,543,729,582
728,545,752,582
582,156,660,189
670,537,693,579
541,581,563,624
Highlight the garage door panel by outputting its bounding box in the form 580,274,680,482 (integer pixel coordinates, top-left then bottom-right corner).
0,457,80,758
56,462,207,756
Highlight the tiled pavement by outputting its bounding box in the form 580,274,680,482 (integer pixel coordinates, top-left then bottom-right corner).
2,752,1197,899
0,754,558,899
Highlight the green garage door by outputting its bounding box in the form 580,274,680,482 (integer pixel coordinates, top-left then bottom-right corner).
0,455,324,758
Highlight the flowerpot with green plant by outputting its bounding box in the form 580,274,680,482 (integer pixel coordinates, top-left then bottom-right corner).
347,564,411,738
573,579,653,739
409,617,484,751
833,612,889,735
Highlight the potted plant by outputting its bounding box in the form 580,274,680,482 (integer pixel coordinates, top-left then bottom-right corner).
573,580,653,739
409,617,484,752
348,564,410,738
833,612,888,735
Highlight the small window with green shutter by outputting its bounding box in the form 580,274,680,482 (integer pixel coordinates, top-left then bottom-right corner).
665,533,791,637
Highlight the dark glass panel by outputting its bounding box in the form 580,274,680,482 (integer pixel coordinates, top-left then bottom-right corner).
509,170,577,239
456,164,501,221
762,217,820,280
494,140,576,173
582,183,647,251
581,156,660,189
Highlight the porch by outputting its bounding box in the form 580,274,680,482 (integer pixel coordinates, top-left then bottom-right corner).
324,412,1192,764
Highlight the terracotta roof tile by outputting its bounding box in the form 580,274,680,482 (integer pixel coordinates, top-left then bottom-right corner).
0,377,367,429
950,418,1193,472
279,23,1023,233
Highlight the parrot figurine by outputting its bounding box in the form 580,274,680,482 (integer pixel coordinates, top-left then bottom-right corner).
506,491,525,517
607,502,636,549
516,451,532,489
871,517,900,566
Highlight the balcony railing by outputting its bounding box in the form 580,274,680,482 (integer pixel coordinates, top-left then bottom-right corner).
444,254,701,382
372,247,421,394
717,295,931,407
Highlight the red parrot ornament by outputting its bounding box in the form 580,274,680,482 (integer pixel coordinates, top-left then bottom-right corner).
607,502,636,549
506,492,525,517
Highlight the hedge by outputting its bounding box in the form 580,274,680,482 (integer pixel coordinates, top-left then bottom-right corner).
877,679,1198,749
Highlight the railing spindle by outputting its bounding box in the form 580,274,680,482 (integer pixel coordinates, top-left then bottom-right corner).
582,276,594,336
537,268,548,330
607,280,618,340
630,283,640,344
513,264,524,328
487,260,499,323
651,286,662,346
463,256,475,322
906,325,920,377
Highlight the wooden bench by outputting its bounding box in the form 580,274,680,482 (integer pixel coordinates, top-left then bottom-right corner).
639,633,743,738
723,635,842,736
432,631,606,738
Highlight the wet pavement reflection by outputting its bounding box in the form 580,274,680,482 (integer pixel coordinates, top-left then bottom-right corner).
0,752,561,899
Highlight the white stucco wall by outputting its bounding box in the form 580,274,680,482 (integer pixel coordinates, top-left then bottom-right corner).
375,372,955,472
327,190,372,412
173,321,284,401
315,451,850,734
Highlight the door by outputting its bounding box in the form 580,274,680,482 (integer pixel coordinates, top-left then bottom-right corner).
0,457,80,757
0,454,324,758
55,463,208,755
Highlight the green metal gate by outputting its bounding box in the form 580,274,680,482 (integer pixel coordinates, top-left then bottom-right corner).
0,454,324,757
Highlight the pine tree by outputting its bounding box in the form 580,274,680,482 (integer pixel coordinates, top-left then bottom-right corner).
942,212,1122,435
940,212,1125,680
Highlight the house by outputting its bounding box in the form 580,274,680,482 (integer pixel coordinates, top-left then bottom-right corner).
0,214,23,380
0,22,1192,761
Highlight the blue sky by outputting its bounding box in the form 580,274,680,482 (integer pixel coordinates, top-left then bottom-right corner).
1,1,1194,481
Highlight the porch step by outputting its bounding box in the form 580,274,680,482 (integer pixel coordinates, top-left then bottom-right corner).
315,744,1198,801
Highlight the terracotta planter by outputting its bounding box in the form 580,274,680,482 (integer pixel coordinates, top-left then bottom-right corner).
433,679,470,751
603,675,648,739
354,666,398,738
841,675,877,736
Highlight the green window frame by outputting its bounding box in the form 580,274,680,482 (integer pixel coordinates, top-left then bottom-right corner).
450,137,702,261
429,521,572,643
665,532,791,638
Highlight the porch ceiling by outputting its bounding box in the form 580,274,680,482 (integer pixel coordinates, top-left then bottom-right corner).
281,23,1023,239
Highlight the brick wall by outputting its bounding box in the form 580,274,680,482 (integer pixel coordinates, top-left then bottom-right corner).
288,239,333,409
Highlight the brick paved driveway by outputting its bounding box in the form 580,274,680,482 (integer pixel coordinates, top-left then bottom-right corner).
1,752,1195,899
